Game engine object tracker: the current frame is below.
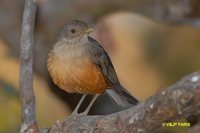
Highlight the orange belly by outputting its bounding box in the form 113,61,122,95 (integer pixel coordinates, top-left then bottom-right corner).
47,54,110,94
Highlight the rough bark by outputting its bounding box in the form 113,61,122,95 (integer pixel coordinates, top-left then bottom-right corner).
42,71,200,133
19,0,38,132
17,0,200,132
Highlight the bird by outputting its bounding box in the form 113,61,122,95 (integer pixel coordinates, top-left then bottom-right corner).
47,20,138,115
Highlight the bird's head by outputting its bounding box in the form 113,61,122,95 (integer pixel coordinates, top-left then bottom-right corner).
57,20,94,42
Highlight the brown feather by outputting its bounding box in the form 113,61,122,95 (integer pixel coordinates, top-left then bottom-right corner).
47,52,110,94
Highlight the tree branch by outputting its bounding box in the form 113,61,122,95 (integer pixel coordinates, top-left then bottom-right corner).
19,0,38,132
189,121,200,133
42,71,200,133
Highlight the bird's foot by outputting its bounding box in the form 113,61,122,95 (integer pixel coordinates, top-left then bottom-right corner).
71,111,87,121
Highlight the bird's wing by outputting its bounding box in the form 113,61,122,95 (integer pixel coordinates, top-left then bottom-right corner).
87,37,138,106
87,37,120,86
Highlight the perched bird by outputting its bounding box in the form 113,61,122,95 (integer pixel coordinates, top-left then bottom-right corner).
47,20,138,115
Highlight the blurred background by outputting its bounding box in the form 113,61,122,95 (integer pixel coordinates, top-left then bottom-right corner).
0,0,200,132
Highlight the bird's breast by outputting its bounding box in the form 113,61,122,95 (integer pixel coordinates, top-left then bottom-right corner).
47,49,110,94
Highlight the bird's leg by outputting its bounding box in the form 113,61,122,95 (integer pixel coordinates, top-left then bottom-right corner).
81,94,99,115
72,94,87,116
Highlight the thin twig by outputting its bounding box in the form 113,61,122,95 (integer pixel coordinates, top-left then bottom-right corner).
19,0,38,132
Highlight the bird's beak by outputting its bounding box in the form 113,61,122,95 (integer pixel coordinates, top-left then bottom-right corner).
83,28,94,34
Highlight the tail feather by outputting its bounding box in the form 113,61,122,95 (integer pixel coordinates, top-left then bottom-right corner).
106,85,138,107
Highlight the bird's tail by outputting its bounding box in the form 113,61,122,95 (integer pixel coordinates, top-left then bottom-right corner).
106,85,138,107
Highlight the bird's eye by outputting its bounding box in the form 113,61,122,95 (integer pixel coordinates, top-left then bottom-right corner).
71,29,76,33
